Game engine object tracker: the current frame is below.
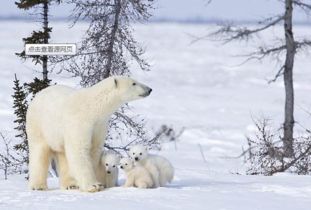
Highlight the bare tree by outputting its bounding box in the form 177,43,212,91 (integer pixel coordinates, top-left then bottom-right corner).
243,118,311,175
210,0,311,157
55,0,152,86
0,133,23,180
52,0,156,151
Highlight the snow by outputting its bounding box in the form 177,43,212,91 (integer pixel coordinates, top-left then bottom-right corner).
1,20,311,209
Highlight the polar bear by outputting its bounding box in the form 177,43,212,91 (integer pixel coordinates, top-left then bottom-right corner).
129,145,174,187
101,152,120,188
120,157,153,189
26,76,152,192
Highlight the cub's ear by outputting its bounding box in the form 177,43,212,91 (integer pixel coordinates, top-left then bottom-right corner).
114,78,118,88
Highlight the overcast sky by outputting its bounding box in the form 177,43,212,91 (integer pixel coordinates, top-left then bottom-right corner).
0,0,309,22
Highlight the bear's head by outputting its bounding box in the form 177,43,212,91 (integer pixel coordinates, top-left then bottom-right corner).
129,145,148,162
112,76,152,102
119,157,134,171
101,153,120,174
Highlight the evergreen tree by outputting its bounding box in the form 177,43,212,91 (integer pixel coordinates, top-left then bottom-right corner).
24,77,51,97
15,0,61,80
13,0,59,175
12,74,28,163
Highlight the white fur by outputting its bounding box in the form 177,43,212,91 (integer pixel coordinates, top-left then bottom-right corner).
26,76,151,192
120,158,153,189
129,145,174,187
101,152,120,188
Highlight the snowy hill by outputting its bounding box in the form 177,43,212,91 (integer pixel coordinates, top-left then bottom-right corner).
1,21,311,210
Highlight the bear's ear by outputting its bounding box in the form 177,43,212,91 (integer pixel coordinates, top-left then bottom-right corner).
114,78,118,88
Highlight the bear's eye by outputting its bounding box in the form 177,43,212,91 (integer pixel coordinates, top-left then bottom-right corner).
113,165,115,168
140,152,142,155
105,163,108,166
132,82,136,86
133,152,135,155
125,163,128,165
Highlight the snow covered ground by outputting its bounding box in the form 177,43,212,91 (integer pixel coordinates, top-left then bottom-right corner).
1,20,311,210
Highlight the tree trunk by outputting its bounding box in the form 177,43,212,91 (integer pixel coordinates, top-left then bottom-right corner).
283,0,295,157
42,1,49,80
104,0,121,79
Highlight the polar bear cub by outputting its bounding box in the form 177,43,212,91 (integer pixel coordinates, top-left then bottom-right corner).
120,157,153,188
129,145,174,187
101,153,120,188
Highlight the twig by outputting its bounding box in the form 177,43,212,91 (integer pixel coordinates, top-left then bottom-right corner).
198,144,208,164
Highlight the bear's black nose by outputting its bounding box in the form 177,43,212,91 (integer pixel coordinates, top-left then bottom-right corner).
148,88,152,94
120,166,123,169
135,157,139,161
107,171,111,174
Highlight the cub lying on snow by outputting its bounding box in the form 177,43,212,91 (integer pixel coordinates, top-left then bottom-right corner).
120,157,153,189
129,145,174,187
101,153,120,188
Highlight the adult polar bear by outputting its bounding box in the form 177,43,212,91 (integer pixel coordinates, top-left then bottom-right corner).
26,76,152,192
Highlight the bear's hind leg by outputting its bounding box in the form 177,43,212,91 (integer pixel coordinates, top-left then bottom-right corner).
65,138,103,192
56,152,78,190
28,143,51,190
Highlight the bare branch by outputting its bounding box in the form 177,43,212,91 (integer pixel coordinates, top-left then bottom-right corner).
295,39,311,52
293,0,311,13
268,65,285,83
210,15,284,43
237,44,287,65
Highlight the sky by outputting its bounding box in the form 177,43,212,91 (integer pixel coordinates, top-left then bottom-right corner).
0,0,310,22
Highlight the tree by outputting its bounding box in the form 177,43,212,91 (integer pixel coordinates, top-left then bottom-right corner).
12,75,29,164
53,0,155,152
210,0,311,157
0,132,23,180
14,0,57,169
11,74,51,170
56,0,152,86
15,0,61,80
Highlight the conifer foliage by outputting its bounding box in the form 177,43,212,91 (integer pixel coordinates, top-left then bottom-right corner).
12,74,29,164
15,0,61,80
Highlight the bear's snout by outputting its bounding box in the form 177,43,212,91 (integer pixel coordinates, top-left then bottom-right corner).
139,86,152,97
135,157,139,161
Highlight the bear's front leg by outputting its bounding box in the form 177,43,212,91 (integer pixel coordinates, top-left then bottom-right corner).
146,163,160,188
65,133,103,192
135,181,148,189
123,175,135,188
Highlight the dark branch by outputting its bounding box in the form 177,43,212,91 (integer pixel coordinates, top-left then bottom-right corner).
268,65,285,83
210,15,284,43
293,0,311,12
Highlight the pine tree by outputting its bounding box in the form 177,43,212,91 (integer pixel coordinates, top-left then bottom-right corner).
15,0,61,80
11,75,51,167
13,0,59,175
12,74,28,163
24,77,51,97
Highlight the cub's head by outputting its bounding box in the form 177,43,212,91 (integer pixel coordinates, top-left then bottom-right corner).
129,145,148,162
119,157,134,171
112,76,152,102
101,153,120,174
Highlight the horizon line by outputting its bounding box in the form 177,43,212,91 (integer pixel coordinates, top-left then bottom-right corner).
0,15,310,26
